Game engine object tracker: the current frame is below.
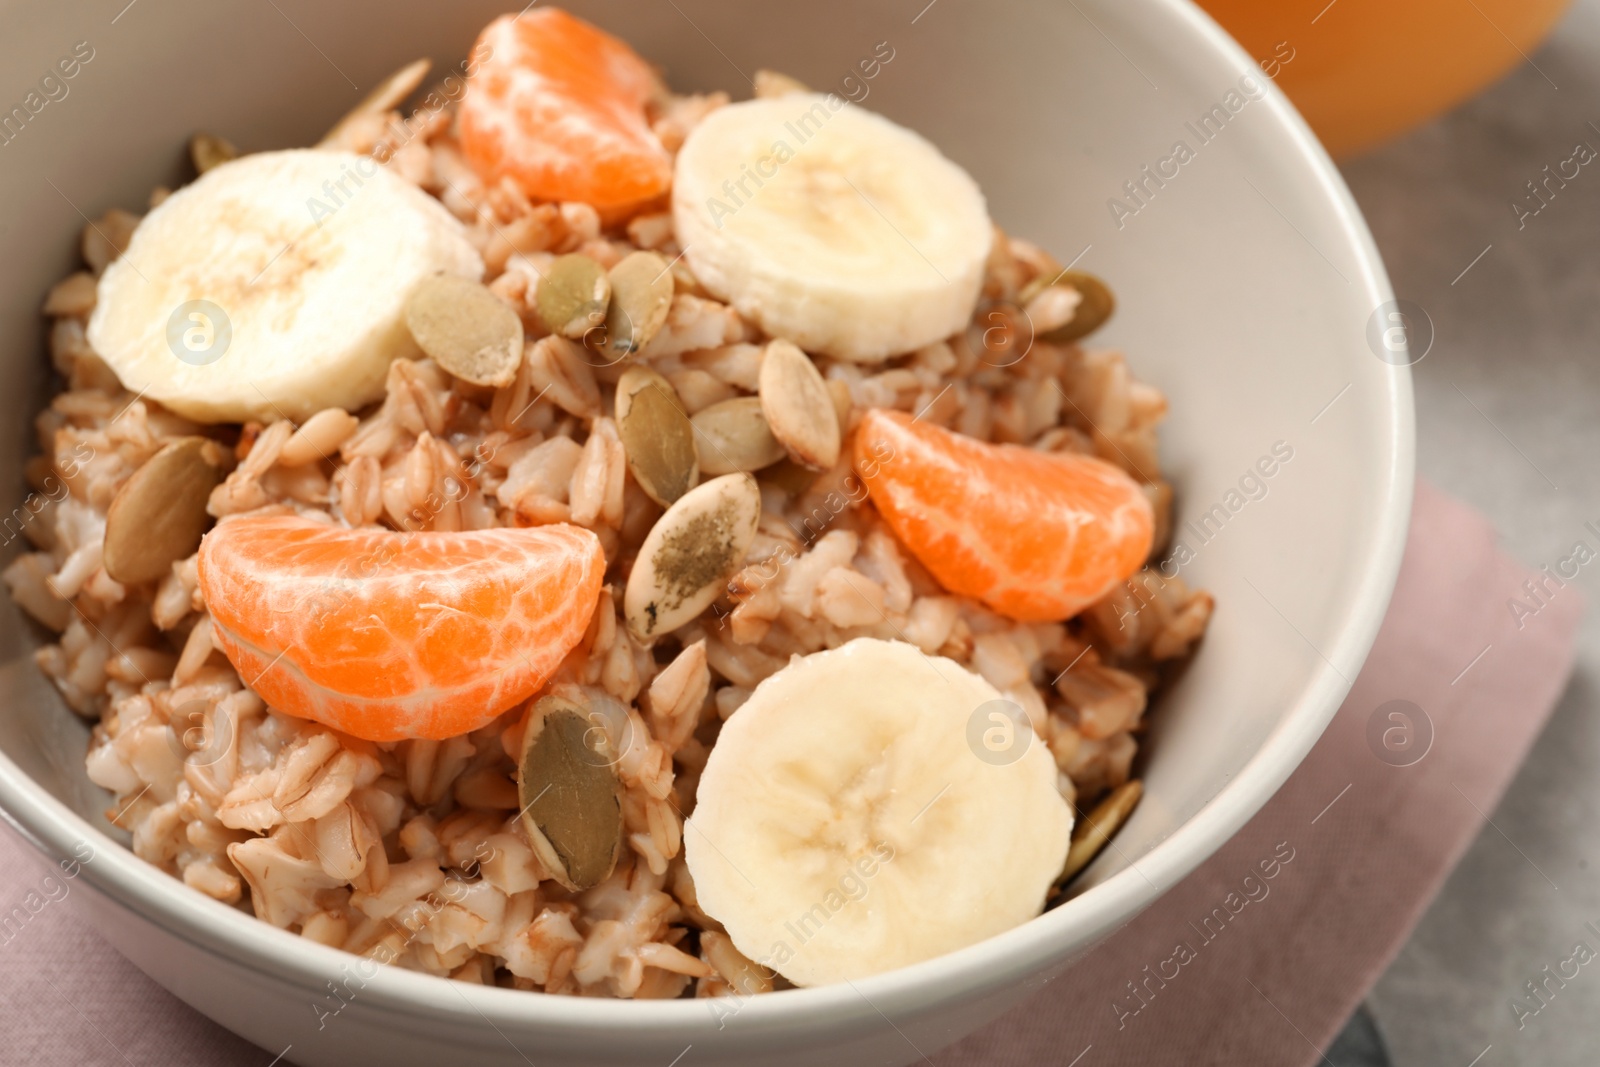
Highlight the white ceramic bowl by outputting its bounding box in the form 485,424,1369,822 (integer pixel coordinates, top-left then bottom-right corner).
0,1,1413,1064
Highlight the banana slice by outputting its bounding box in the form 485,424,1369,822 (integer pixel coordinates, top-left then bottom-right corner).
87,149,482,423
672,95,992,364
686,637,1071,987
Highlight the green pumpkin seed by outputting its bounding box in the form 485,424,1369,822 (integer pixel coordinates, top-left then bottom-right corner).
1020,270,1116,343
536,254,611,340
599,251,674,360
625,473,761,639
1056,779,1142,888
103,436,228,585
518,693,623,892
189,134,238,175
615,365,698,507
404,274,523,388
758,340,840,470
691,397,786,476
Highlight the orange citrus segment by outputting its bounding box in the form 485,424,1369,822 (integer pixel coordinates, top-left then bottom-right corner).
854,409,1153,622
459,9,672,211
197,514,605,741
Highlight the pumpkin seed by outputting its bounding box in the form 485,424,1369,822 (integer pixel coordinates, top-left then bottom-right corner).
189,134,238,175
518,692,624,892
599,251,674,360
760,458,819,497
404,274,523,388
317,58,431,147
758,340,840,470
1056,779,1142,887
536,254,611,339
615,365,698,507
691,397,786,476
625,473,760,639
1019,270,1115,343
103,437,228,585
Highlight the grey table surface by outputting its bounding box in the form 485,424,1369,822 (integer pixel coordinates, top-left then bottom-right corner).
1339,0,1600,1063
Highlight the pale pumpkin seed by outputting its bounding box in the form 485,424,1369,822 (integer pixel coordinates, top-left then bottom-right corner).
691,397,786,476
1020,270,1115,343
103,436,228,585
1056,779,1142,887
518,692,623,892
317,58,431,147
189,134,238,175
599,251,674,360
624,473,760,639
536,254,611,339
758,340,840,470
615,365,698,507
404,274,523,388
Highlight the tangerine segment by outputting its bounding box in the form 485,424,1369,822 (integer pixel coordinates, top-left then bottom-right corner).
459,9,672,211
854,409,1153,623
198,514,604,741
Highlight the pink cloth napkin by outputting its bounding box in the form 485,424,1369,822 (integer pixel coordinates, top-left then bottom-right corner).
937,480,1584,1066
0,481,1582,1066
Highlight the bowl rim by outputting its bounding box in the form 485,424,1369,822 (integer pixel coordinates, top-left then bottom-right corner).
0,0,1415,1043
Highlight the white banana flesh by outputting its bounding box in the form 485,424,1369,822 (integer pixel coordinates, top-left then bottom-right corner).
687,637,1072,987
87,148,482,423
672,95,992,364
